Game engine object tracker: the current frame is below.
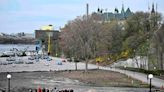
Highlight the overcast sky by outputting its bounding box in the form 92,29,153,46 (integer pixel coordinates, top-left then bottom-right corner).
0,0,164,34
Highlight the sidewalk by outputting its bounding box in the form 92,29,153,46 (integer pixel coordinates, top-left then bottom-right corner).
99,66,164,88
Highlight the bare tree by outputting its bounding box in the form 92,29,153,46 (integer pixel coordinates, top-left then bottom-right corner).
60,15,103,72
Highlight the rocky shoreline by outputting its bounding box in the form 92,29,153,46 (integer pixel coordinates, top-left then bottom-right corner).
0,37,35,44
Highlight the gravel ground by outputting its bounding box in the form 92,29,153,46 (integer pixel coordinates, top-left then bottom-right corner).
56,70,149,87
0,70,152,92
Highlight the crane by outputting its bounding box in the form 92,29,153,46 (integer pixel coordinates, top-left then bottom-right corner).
41,25,54,55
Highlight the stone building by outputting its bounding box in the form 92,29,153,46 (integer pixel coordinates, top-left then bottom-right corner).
97,4,133,22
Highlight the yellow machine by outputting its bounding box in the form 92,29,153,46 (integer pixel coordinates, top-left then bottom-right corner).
48,31,51,54
41,25,53,55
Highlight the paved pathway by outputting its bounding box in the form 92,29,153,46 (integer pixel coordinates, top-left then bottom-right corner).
99,66,164,88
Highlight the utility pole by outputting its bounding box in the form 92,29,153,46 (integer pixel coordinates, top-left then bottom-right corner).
86,3,89,18
85,3,89,73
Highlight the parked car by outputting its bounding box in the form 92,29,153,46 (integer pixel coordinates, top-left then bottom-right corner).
66,58,72,62
14,59,24,64
28,56,35,60
56,60,62,65
43,55,49,59
25,61,34,64
47,57,52,61
2,62,8,65
7,61,13,64
6,57,15,61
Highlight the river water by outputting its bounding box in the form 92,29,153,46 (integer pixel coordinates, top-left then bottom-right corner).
0,44,35,53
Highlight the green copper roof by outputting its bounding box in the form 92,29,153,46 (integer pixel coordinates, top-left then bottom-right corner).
102,7,132,20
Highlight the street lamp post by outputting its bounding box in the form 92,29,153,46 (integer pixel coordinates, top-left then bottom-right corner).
124,65,126,74
7,74,11,92
148,74,153,92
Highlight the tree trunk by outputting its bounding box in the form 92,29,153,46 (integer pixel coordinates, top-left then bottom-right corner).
85,58,88,72
144,56,147,69
159,52,162,70
157,45,160,70
160,52,163,70
75,62,77,71
134,57,139,68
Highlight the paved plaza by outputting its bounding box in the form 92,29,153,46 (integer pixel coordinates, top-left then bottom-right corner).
0,57,97,73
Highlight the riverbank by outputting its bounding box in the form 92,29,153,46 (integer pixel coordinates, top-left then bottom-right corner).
0,37,35,44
